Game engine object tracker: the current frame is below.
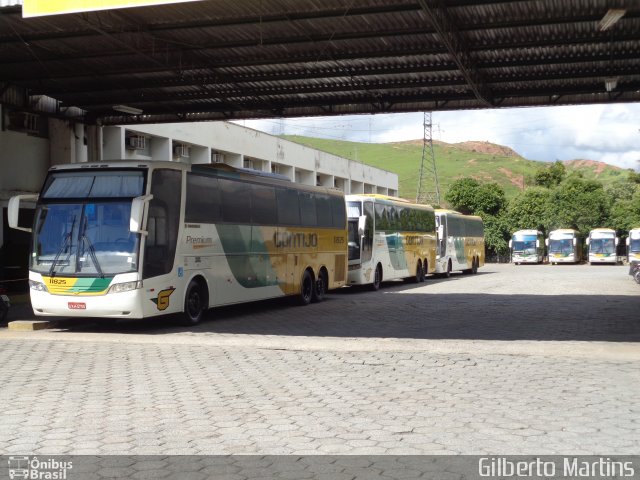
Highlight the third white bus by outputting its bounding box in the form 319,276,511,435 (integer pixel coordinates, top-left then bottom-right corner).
586,228,619,265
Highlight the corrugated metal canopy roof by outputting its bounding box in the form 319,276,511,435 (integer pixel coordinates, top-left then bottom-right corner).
0,0,638,125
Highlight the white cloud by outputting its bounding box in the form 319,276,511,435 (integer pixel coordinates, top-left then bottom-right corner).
238,103,640,171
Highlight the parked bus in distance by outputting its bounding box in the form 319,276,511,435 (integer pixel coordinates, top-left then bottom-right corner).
8,161,348,325
626,228,640,263
546,229,583,265
509,229,544,264
346,194,436,290
434,210,484,276
586,228,619,265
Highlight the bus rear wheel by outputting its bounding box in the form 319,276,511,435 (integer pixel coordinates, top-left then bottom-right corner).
312,269,328,303
443,260,452,278
409,261,424,283
182,280,205,326
370,264,382,291
298,269,314,305
472,257,478,274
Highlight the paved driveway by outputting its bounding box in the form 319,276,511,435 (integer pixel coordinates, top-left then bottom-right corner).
0,264,638,455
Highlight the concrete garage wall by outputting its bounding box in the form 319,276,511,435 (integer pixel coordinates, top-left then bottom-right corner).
0,125,49,194
124,121,399,195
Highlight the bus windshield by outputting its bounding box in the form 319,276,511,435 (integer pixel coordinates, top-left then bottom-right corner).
512,236,537,253
549,238,573,254
32,202,139,276
628,238,640,253
590,237,615,254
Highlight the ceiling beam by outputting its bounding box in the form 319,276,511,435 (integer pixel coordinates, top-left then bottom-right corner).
416,0,494,106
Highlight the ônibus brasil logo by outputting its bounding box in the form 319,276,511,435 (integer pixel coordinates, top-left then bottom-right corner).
7,456,73,479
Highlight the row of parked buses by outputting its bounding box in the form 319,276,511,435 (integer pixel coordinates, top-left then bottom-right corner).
509,227,640,265
9,161,484,325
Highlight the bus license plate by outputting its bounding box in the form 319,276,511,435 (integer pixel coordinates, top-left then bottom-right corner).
68,302,86,310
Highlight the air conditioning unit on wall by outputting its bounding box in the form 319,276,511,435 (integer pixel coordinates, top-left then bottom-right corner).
173,144,190,158
126,135,147,150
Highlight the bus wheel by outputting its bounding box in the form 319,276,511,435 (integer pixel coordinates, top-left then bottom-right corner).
312,269,328,303
444,260,452,278
413,261,424,283
298,269,314,306
370,264,382,291
182,280,205,325
472,257,478,274
423,260,429,279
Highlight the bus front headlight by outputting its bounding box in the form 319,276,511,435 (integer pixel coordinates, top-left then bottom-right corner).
29,280,48,292
108,281,142,294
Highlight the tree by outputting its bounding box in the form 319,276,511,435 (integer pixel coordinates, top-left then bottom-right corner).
444,178,480,214
534,160,566,188
444,177,509,259
479,213,511,260
474,183,507,216
610,189,640,234
605,180,638,203
506,187,551,235
444,178,506,216
546,177,610,234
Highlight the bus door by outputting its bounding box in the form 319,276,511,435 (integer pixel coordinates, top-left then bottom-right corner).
362,202,374,265
437,217,447,258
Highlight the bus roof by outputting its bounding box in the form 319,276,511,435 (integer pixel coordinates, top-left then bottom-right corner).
346,194,433,210
549,228,579,235
47,161,343,197
589,228,616,233
435,209,482,221
512,229,542,235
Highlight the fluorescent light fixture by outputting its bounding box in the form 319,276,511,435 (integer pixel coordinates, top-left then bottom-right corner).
604,77,618,92
598,9,626,31
113,104,143,115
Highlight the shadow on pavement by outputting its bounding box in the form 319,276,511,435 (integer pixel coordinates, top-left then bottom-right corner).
31,269,640,343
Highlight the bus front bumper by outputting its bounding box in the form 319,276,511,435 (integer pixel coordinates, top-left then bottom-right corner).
30,289,145,318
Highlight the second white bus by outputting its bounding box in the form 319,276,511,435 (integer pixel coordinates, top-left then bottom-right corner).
346,195,436,290
546,229,583,264
435,210,484,276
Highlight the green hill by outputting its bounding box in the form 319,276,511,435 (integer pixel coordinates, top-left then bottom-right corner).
282,135,628,202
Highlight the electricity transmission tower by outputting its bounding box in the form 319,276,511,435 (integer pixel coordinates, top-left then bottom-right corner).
416,112,441,205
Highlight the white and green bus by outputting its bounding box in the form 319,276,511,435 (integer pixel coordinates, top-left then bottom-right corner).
9,161,348,325
546,229,583,265
346,194,436,290
627,228,640,263
434,209,484,276
586,228,619,265
509,229,545,264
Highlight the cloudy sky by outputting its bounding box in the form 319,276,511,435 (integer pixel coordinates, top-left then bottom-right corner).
238,103,640,171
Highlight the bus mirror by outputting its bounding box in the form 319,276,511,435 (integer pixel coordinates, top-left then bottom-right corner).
615,237,619,246
130,194,153,234
536,240,540,248
573,238,577,246
626,238,630,246
586,238,590,245
545,239,549,247
437,225,444,239
508,239,512,248
8,194,38,233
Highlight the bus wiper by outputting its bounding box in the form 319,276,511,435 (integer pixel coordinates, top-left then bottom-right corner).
49,215,76,277
78,215,104,278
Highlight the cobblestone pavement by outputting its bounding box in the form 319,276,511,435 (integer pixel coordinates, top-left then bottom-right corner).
0,264,638,455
